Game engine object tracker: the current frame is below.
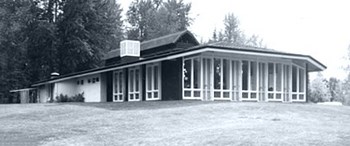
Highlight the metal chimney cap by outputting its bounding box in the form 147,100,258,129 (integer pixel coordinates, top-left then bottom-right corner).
51,72,60,76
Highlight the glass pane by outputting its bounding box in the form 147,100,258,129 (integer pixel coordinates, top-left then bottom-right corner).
119,95,123,101
242,61,249,91
223,59,229,89
299,69,305,92
259,63,266,92
250,61,257,91
223,92,230,98
214,92,221,97
268,93,274,99
114,73,118,93
184,91,191,97
119,72,123,93
193,58,201,89
130,70,134,92
292,94,297,100
242,93,248,98
276,63,282,91
154,66,158,90
135,69,139,92
194,91,201,97
299,94,304,100
114,95,118,101
184,60,191,88
214,58,221,89
251,93,257,99
232,61,236,90
130,94,134,100
135,94,139,99
147,67,152,90
292,66,297,92
154,92,158,98
147,92,152,99
276,94,282,99
283,65,289,91
268,63,274,91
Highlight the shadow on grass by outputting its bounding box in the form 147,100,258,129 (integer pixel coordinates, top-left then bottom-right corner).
60,100,228,111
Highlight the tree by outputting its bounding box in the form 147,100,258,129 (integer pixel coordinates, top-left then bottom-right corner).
126,0,192,41
57,0,124,74
0,0,36,103
309,73,331,103
328,77,343,102
209,13,265,48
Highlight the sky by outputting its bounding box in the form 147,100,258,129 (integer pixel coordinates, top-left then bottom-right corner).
118,0,350,80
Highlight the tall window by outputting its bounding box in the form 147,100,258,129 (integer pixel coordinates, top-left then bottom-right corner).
128,67,141,101
146,63,161,100
113,70,124,102
291,65,306,101
183,57,201,99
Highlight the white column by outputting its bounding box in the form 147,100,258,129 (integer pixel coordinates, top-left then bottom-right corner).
238,60,242,101
264,63,268,102
289,64,293,102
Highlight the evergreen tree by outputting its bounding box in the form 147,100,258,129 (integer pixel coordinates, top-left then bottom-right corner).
0,0,36,102
57,0,124,74
126,0,192,41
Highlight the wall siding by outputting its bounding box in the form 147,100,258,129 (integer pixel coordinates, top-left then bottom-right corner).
161,58,183,100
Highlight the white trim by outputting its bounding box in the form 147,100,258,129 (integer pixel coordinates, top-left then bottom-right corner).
33,47,325,86
128,66,142,102
113,70,124,102
145,63,161,101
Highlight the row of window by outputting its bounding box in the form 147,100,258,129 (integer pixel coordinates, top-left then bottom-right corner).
76,77,100,85
112,63,161,102
183,56,306,102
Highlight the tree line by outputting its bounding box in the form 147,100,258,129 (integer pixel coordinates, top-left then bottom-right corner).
309,45,350,105
0,0,264,103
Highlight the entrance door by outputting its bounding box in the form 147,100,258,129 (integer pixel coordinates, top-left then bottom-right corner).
202,58,212,101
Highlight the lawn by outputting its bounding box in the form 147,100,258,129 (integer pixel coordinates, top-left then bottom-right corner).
0,101,350,146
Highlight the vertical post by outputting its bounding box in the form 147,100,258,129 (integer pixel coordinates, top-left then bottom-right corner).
247,61,251,99
289,64,293,102
264,63,268,102
200,57,204,101
305,63,309,102
211,57,214,101
229,59,233,101
256,61,259,101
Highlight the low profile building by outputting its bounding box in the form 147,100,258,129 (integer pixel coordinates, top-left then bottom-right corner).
32,30,326,103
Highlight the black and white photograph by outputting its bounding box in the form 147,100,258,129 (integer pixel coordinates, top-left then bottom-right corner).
1,0,350,145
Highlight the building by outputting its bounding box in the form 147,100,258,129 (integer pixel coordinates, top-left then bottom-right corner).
32,30,326,103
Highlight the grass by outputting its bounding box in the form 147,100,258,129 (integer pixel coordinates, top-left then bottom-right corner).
0,101,350,146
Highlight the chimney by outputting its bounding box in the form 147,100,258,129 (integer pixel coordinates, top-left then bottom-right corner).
50,72,60,79
120,40,140,63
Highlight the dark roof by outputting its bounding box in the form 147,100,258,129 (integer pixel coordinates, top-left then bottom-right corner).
140,30,198,50
103,30,198,60
33,42,327,86
207,41,283,53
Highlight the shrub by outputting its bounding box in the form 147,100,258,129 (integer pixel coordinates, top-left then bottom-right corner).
55,93,84,102
56,94,69,102
71,93,84,102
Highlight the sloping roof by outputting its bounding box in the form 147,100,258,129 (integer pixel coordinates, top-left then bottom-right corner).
103,30,198,60
140,30,198,51
207,41,282,53
32,42,327,86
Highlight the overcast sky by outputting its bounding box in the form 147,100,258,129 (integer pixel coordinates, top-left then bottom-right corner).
119,0,350,79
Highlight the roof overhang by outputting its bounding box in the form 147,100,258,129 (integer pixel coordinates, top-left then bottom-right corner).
10,88,36,93
32,45,326,86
